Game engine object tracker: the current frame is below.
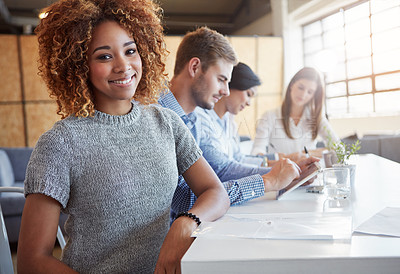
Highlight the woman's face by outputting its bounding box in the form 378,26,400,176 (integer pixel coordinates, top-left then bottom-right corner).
289,78,317,108
226,87,256,115
87,21,142,107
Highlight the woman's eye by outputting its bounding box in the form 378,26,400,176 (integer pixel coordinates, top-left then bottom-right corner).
98,54,111,60
126,48,136,55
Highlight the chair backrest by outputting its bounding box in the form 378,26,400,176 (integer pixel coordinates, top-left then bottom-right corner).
0,148,33,183
0,187,66,274
0,150,15,187
0,200,13,274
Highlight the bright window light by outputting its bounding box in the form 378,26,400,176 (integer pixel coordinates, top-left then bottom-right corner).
302,0,400,117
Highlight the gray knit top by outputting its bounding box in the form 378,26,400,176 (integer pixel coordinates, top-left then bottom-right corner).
24,102,202,273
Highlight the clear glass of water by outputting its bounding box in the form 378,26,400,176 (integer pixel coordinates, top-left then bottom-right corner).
323,167,350,200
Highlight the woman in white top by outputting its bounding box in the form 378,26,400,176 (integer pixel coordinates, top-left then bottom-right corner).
251,67,339,158
197,62,262,165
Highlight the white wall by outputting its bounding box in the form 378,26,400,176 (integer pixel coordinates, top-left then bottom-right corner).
330,116,400,138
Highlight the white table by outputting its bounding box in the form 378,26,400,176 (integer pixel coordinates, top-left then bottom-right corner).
182,154,400,273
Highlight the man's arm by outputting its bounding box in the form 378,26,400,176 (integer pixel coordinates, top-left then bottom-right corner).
171,168,266,215
201,143,270,181
222,174,266,205
196,110,270,181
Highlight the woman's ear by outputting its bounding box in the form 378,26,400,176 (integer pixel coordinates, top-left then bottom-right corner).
188,57,201,78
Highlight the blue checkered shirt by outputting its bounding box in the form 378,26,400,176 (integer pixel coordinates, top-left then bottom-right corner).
159,91,266,223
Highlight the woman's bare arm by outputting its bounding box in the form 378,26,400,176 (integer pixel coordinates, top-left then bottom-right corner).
154,157,229,273
17,194,77,274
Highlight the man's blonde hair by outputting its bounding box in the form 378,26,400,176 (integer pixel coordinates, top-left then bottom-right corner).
174,26,238,75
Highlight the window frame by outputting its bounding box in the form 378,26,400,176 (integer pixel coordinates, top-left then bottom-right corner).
302,0,400,118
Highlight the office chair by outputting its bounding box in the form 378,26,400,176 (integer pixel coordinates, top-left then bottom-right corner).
0,186,66,274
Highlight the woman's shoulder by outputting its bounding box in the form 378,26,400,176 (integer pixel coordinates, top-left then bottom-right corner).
261,108,281,119
145,103,176,115
140,103,182,123
42,117,76,136
193,107,212,116
194,107,215,124
34,118,78,151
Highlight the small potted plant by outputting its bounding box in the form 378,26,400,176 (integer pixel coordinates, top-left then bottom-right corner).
331,139,361,185
332,140,361,166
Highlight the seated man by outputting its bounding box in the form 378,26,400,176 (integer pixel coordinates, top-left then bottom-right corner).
159,27,318,221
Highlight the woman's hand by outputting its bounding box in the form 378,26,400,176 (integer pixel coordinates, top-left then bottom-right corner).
154,217,197,274
155,157,229,273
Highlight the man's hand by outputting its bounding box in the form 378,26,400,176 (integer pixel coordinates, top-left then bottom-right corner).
154,216,198,274
268,152,307,167
279,152,307,162
295,156,320,186
296,156,319,170
261,158,301,192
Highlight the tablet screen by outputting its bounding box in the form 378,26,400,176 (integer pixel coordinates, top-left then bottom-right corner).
276,161,322,200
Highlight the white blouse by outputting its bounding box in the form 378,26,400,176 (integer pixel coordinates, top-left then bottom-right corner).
251,107,339,155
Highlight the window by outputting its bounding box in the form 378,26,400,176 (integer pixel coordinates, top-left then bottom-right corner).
302,0,400,117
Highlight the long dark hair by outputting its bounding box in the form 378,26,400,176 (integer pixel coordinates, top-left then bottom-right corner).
281,67,324,140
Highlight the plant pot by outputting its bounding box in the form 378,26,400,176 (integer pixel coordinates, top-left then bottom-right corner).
332,163,357,186
322,150,338,168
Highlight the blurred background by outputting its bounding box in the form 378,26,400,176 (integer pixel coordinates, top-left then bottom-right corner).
1,0,399,147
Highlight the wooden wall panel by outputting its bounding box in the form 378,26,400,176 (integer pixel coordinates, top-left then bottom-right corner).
25,102,60,147
0,35,22,102
230,36,283,137
0,104,25,147
164,36,183,80
1,34,282,147
256,37,283,97
229,36,257,69
19,35,49,101
256,94,282,114
230,36,257,137
251,37,284,137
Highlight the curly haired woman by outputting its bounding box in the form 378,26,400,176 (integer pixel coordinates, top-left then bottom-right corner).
17,0,229,273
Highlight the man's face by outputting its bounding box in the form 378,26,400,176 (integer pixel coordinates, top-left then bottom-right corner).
190,59,233,110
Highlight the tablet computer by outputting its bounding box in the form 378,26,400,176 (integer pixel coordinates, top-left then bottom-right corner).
276,161,322,200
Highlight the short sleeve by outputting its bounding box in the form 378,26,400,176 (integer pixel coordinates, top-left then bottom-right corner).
24,125,72,208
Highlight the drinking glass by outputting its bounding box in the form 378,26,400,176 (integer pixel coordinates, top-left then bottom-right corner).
323,167,350,200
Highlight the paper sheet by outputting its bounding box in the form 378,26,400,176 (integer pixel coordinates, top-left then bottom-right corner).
354,207,400,237
192,212,352,240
